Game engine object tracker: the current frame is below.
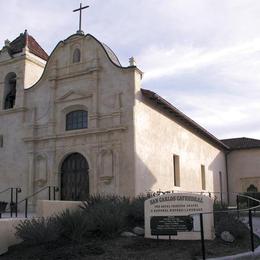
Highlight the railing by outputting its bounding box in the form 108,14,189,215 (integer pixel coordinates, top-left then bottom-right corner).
1,186,59,219
194,194,260,260
17,186,59,218
0,187,22,218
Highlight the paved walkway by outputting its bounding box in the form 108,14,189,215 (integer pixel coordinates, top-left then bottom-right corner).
209,216,260,260
0,212,36,219
239,215,260,237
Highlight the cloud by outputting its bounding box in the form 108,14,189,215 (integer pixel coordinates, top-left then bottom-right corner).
138,39,260,82
1,0,260,139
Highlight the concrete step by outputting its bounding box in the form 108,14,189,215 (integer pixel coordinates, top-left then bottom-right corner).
0,212,36,219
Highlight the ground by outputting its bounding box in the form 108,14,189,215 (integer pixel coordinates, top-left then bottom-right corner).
1,235,259,260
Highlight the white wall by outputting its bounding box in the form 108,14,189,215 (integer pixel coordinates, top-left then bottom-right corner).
227,149,260,205
134,91,227,203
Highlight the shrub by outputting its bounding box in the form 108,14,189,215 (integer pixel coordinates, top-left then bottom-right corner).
81,194,130,208
56,209,90,243
15,217,60,245
127,195,149,227
214,212,248,240
213,200,228,211
240,192,260,208
81,194,130,237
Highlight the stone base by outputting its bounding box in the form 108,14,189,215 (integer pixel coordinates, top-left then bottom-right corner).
36,200,83,218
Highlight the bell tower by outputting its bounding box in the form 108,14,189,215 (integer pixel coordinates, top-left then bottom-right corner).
0,30,48,110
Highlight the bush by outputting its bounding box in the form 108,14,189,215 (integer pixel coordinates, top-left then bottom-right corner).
15,217,60,245
214,212,248,240
82,194,130,208
240,192,260,208
56,209,90,243
213,200,228,211
15,194,151,245
127,195,149,227
81,195,130,237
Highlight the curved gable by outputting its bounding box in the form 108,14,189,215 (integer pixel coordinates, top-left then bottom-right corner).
25,33,137,91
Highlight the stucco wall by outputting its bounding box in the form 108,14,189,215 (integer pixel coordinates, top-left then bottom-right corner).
134,91,227,202
23,54,45,89
0,54,35,202
227,149,260,205
36,200,83,218
0,33,138,202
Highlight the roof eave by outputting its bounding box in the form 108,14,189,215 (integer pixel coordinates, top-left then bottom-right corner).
141,88,229,151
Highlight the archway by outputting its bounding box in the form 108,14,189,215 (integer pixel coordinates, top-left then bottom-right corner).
4,72,17,109
60,153,89,201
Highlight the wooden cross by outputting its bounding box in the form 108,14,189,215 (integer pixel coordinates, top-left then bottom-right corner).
73,3,89,34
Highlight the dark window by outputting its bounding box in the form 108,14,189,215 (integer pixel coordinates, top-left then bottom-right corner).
4,72,16,110
0,135,3,148
173,155,180,187
201,165,206,190
66,110,88,130
247,184,258,193
73,48,81,63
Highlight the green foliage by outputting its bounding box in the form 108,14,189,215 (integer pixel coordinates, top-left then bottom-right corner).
213,200,228,211
81,195,130,237
81,194,130,208
214,212,248,240
128,195,149,226
15,217,60,245
15,194,150,245
239,192,260,209
56,209,90,243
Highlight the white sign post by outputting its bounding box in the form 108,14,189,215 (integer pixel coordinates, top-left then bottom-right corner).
145,193,214,240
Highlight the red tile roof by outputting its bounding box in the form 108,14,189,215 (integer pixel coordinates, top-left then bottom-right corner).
7,30,48,61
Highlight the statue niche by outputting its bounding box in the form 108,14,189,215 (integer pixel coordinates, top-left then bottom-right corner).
34,155,48,187
99,149,114,183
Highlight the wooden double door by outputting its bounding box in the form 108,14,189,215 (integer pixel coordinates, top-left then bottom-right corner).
61,153,89,201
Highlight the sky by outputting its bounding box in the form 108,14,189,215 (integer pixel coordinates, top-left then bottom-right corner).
1,0,260,140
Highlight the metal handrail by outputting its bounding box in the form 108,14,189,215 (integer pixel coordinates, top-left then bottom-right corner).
0,187,22,218
189,193,260,260
18,185,59,218
0,188,10,194
2,186,59,218
17,186,50,205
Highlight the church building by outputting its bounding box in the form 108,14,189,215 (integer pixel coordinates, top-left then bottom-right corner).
0,28,259,206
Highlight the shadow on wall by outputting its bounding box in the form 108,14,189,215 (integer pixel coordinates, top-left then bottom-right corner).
134,154,158,196
208,152,228,204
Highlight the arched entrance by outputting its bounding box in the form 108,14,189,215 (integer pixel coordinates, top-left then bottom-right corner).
60,153,89,201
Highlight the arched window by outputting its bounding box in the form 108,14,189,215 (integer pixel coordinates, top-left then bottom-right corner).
247,184,258,193
72,48,81,63
3,72,17,109
66,110,88,130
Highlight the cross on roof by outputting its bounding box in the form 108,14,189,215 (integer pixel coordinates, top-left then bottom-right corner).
73,3,89,34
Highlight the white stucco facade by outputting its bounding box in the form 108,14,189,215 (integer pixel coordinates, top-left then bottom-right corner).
227,148,260,205
134,90,227,201
0,31,258,207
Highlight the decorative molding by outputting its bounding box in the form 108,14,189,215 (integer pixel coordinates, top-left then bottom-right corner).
28,121,56,129
48,66,100,81
97,111,121,119
0,107,27,116
99,176,113,184
55,90,93,103
23,125,127,142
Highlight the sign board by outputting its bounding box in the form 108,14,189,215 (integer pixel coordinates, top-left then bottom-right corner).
151,216,193,235
145,193,214,240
